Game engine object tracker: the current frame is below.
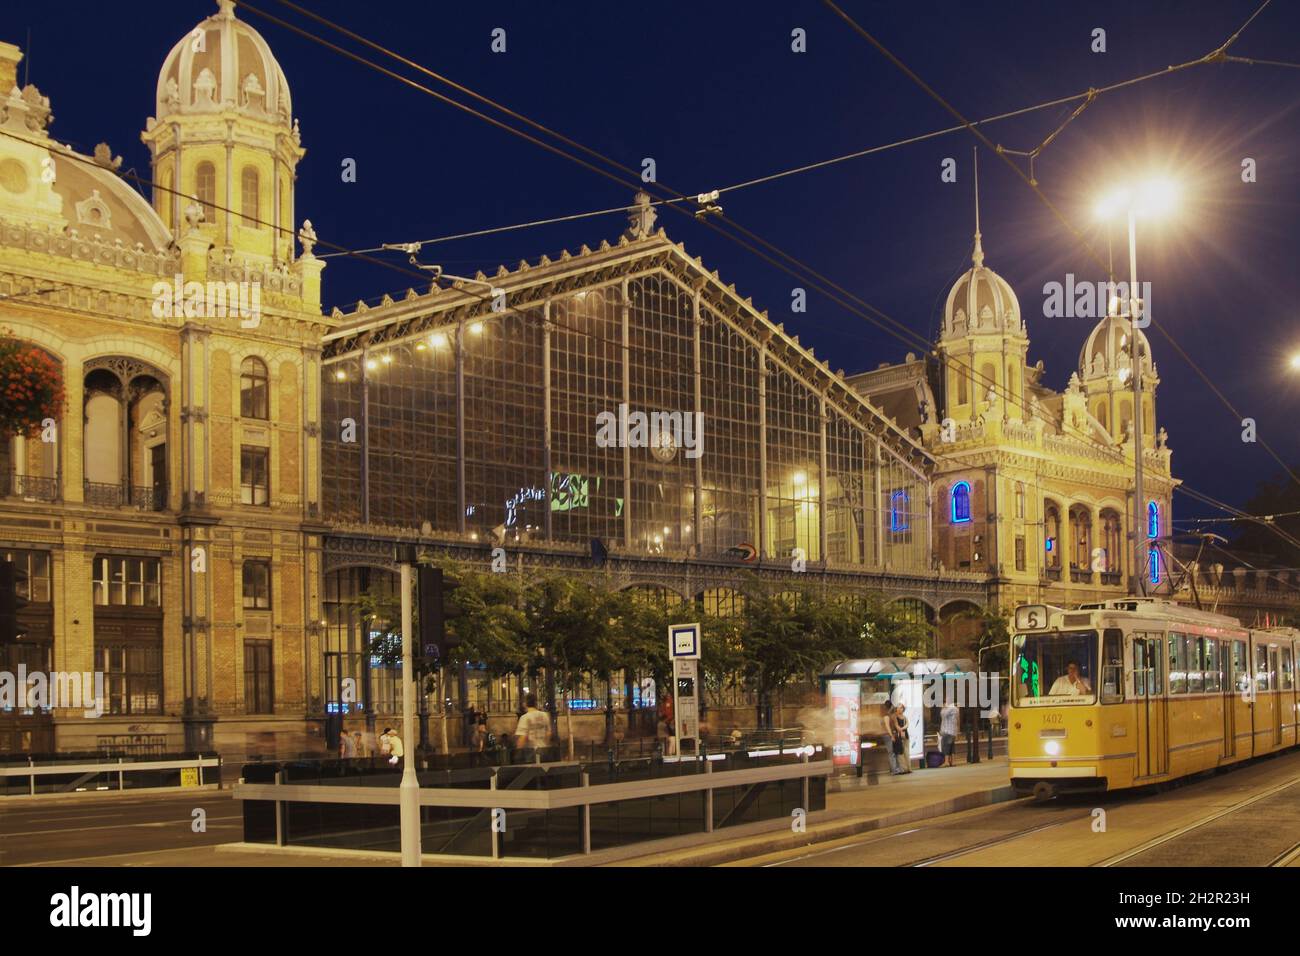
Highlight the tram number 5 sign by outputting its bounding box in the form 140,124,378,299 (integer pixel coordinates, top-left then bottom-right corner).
1015,605,1049,630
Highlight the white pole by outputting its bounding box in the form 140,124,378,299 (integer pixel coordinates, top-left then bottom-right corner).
1128,208,1146,598
399,561,421,866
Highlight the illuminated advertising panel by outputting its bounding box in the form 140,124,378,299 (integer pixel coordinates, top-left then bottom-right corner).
828,679,861,767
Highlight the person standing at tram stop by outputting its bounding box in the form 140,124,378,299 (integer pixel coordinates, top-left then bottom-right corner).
939,698,958,768
1048,660,1092,697
888,703,912,775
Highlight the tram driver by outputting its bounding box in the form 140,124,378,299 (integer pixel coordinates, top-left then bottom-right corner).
1048,660,1092,697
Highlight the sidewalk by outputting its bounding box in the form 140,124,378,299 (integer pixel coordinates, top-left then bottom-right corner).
612,756,1015,866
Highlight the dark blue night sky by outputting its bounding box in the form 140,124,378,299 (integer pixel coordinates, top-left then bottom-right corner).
9,0,1299,525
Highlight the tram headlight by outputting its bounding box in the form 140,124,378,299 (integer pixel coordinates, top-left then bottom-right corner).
1044,740,1061,756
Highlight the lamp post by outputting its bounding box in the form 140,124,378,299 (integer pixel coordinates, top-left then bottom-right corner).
1095,179,1177,597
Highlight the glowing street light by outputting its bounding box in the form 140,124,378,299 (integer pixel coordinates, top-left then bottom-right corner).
1289,353,1300,371
1094,173,1181,598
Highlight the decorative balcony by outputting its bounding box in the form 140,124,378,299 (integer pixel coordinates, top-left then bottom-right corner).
1043,567,1062,582
83,481,167,511
0,473,59,502
1100,571,1123,587
1070,567,1094,584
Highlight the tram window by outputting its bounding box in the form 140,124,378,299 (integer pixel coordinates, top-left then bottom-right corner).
1232,641,1250,695
1012,631,1097,704
1203,638,1221,693
1101,628,1124,703
1281,649,1294,691
1132,639,1148,697
1255,646,1271,692
1186,636,1203,694
1168,634,1187,694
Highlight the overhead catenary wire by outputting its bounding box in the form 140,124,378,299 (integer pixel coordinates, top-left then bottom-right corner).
240,0,1254,576
822,0,1300,498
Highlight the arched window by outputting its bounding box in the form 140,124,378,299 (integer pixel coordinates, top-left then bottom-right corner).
1100,510,1123,575
195,162,216,223
1069,505,1092,570
1044,503,1061,568
240,167,259,227
950,481,971,523
1147,500,1159,539
240,357,268,419
956,361,968,405
890,489,909,533
1015,482,1025,519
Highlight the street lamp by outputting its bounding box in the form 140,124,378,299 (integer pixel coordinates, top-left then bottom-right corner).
1289,353,1300,371
1095,177,1180,597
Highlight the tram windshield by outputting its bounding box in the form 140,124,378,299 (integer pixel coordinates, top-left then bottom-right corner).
1013,631,1098,705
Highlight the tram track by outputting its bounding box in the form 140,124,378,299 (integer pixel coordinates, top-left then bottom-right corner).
1095,776,1300,867
907,811,1093,866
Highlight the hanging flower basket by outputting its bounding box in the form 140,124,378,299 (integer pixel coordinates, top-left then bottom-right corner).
0,334,65,439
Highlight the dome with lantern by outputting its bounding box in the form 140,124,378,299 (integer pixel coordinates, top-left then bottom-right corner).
154,0,292,128
1079,313,1154,383
940,226,1024,341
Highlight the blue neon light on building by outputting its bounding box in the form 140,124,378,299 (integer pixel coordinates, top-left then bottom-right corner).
950,481,971,523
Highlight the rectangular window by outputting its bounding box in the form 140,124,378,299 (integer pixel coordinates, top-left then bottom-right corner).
95,643,162,715
242,560,271,609
1255,645,1271,691
1232,641,1250,695
1015,536,1026,572
240,447,269,506
1203,638,1221,692
1101,628,1124,703
91,556,161,607
1280,649,1293,691
1,550,52,603
244,640,273,714
1168,633,1187,694
1186,636,1203,693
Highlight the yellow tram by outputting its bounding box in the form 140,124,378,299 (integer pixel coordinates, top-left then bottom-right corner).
1008,598,1300,798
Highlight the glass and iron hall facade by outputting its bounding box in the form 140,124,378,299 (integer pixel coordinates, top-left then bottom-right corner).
320,222,933,571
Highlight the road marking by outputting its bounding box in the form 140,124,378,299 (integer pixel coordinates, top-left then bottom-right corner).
762,828,923,866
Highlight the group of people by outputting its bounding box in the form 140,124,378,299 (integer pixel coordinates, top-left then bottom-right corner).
881,698,961,775
338,694,560,766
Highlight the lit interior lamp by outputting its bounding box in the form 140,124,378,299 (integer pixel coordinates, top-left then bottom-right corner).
469,321,484,335
430,332,449,348
381,354,392,364
334,370,346,381
365,359,377,371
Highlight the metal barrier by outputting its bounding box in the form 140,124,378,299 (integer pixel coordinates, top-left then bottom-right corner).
0,754,222,796
235,753,830,860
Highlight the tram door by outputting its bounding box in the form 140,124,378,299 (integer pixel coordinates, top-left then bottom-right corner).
1222,643,1237,760
1133,633,1168,778
1270,647,1283,746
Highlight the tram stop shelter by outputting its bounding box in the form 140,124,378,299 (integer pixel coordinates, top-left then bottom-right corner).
820,658,975,771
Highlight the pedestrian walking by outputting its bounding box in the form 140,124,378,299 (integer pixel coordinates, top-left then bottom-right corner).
384,727,404,767
339,728,356,759
353,731,365,758
940,698,959,767
514,693,552,763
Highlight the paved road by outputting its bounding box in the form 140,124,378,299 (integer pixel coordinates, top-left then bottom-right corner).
731,749,1300,867
0,789,243,867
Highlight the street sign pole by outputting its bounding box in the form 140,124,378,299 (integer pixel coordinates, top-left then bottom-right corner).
669,623,702,757
399,560,421,866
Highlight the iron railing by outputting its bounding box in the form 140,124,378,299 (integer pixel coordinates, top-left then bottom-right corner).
0,474,59,501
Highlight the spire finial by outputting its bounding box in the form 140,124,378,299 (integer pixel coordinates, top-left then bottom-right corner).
972,147,985,267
